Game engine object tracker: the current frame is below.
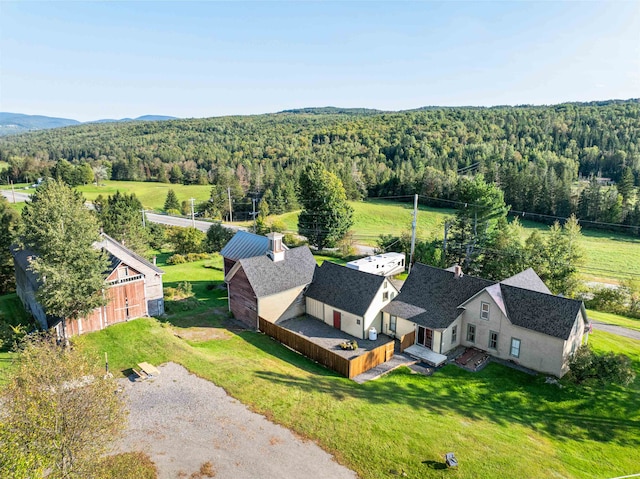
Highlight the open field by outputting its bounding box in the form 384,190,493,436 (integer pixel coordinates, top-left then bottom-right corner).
68,257,640,479
3,180,639,282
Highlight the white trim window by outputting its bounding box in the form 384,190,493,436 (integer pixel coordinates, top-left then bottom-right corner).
389,315,397,333
451,325,457,344
480,302,490,320
510,338,521,358
383,291,389,301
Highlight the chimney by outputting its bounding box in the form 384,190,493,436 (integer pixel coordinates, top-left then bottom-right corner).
266,232,285,263
454,264,463,279
153,256,157,266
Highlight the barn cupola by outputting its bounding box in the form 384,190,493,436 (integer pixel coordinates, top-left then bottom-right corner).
266,232,285,262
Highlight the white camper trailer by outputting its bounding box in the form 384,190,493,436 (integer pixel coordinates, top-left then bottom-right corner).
346,252,405,277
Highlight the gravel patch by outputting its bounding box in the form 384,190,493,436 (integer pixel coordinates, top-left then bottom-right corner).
118,362,358,479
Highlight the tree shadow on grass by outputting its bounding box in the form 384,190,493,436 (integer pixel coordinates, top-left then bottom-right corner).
250,361,640,447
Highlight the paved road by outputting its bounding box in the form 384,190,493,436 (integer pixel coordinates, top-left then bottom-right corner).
591,321,640,341
144,212,242,233
0,189,31,203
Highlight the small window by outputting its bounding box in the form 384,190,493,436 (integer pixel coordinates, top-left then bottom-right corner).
480,302,490,320
390,292,395,299
489,331,498,349
467,324,475,343
390,315,397,333
383,281,388,289
383,291,389,301
510,338,521,358
451,325,457,344
356,319,361,325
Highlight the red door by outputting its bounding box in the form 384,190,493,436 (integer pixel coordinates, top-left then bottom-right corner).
333,311,341,329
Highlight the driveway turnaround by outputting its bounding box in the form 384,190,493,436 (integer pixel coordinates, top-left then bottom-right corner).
118,362,358,479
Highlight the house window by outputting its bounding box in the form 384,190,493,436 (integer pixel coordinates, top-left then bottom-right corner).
390,292,395,299
118,266,129,279
383,291,389,301
390,315,397,333
384,281,388,289
466,324,476,343
451,325,457,344
357,319,361,325
489,331,498,349
480,302,490,320
510,338,521,358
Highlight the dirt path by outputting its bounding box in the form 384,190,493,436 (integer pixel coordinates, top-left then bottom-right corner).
118,362,358,479
591,321,640,341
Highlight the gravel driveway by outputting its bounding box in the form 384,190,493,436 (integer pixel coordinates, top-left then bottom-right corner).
118,362,358,479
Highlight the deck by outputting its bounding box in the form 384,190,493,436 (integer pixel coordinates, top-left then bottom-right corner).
404,344,448,367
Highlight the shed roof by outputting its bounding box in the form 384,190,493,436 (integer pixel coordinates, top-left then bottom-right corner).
236,246,316,298
306,261,396,317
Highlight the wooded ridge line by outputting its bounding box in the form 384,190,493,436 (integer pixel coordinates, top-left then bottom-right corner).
1,100,639,231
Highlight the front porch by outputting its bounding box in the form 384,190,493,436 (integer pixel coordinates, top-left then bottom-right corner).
403,344,448,367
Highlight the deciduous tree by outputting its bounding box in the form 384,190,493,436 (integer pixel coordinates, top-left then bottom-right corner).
0,335,125,479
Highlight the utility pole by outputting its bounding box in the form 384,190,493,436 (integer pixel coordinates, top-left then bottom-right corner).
408,193,418,274
140,209,146,228
227,187,233,223
443,220,450,257
10,179,16,204
252,198,257,232
189,198,196,227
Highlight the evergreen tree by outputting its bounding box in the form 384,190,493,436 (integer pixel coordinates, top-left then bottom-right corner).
164,189,180,212
98,191,149,254
297,162,354,250
0,196,20,294
21,179,108,340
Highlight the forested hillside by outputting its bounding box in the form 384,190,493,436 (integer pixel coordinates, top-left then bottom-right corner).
1,100,639,229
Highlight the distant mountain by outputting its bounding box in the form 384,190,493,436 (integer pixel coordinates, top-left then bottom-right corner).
90,115,177,124
0,112,80,135
0,112,178,136
280,106,385,116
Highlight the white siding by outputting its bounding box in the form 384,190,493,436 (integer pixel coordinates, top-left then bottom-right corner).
306,297,324,321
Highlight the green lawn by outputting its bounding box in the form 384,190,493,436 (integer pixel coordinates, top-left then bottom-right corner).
75,180,213,211
71,255,640,479
587,310,640,332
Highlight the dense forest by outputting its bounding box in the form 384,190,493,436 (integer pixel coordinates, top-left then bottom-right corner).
1,100,639,230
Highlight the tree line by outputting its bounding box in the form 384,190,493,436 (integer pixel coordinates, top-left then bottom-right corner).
0,100,639,230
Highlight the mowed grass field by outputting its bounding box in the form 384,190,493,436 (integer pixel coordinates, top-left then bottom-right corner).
3,180,639,282
70,256,640,479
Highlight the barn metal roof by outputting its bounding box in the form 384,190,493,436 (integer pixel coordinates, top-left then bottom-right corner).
221,230,288,261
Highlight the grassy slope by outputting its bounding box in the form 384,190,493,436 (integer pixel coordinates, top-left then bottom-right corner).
73,258,640,479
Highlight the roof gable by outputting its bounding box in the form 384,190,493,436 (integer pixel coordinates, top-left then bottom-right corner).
382,263,494,329
97,233,164,276
236,246,316,298
501,268,551,294
306,261,396,317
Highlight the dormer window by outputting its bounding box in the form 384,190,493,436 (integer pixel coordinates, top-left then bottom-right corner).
480,302,490,320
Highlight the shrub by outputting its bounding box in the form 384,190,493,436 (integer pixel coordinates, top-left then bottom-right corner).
568,345,635,387
167,254,186,265
95,452,158,479
185,253,210,262
283,233,307,248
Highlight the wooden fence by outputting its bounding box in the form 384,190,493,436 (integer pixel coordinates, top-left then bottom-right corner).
400,330,416,352
259,317,394,379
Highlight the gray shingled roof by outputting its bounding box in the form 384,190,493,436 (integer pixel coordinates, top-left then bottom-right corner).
221,231,271,261
382,263,494,329
501,268,551,294
500,284,583,339
239,246,316,298
306,261,392,317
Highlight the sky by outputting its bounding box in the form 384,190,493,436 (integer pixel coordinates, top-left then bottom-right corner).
0,1,638,122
